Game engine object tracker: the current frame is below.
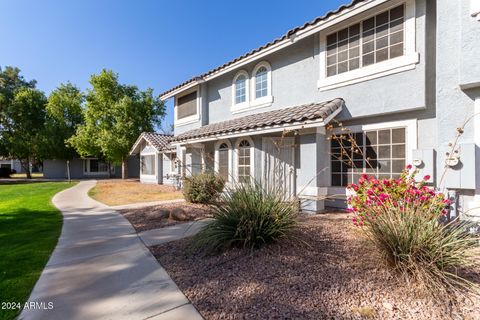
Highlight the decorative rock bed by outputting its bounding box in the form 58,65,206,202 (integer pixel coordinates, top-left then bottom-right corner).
150,213,480,320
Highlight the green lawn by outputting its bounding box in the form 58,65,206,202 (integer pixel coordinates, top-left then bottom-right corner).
0,182,75,320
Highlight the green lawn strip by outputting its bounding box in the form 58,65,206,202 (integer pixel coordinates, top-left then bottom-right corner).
0,182,76,320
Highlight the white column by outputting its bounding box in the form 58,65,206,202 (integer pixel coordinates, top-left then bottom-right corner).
469,98,480,221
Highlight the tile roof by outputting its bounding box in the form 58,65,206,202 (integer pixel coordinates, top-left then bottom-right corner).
130,132,173,154
159,0,364,98
175,98,344,142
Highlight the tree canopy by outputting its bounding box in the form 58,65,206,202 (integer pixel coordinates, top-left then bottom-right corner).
43,83,84,160
69,69,165,178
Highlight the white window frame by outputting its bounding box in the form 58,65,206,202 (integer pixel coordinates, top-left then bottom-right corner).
234,137,255,182
231,70,250,113
250,61,273,109
318,0,419,91
140,152,157,177
174,86,201,126
214,139,233,182
328,119,417,188
83,158,110,175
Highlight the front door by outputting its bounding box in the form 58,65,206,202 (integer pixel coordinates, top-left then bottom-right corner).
262,137,295,199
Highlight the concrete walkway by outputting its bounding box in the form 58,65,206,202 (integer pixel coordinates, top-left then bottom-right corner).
138,220,211,247
20,180,203,320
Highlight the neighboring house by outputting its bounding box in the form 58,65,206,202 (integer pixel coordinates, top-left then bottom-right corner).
43,157,139,179
156,0,480,217
130,133,178,185
0,158,23,173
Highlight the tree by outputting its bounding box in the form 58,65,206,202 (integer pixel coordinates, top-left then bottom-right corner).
69,69,165,179
2,87,47,178
0,66,37,157
43,83,84,160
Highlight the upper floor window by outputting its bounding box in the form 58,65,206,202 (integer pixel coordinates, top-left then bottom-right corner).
234,73,247,104
326,4,405,77
177,91,197,120
255,67,268,98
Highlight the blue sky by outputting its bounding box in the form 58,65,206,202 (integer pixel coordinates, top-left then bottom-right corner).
0,0,347,129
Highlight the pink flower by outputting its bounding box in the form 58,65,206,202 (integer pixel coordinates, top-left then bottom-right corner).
406,164,413,170
423,175,431,181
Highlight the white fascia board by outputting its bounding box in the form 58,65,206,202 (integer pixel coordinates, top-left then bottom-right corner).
160,0,388,99
160,80,203,100
176,106,342,145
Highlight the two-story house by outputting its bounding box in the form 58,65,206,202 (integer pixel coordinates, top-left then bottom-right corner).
152,0,480,218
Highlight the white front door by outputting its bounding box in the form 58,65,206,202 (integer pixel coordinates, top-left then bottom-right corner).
262,137,295,199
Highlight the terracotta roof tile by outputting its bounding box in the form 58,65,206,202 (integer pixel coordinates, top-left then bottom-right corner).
175,98,344,142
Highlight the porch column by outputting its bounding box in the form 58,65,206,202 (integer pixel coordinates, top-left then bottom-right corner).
468,97,480,221
156,152,163,184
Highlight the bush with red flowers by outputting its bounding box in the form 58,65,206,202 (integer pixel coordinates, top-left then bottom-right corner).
347,166,479,298
348,167,449,226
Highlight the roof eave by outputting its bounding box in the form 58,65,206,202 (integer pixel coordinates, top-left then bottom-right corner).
159,0,388,99
174,105,342,145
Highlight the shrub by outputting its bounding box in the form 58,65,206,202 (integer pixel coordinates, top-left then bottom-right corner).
348,167,480,297
191,181,298,252
182,172,225,204
0,167,12,178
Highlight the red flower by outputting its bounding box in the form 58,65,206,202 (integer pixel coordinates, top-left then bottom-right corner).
423,175,431,181
406,164,413,170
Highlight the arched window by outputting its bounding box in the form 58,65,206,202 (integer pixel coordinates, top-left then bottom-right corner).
218,143,229,181
237,139,251,183
255,66,268,99
235,75,246,104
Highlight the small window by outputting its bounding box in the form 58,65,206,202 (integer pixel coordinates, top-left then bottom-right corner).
326,4,405,77
177,91,197,120
235,75,246,104
255,67,268,98
141,155,155,175
170,153,177,173
84,159,109,174
330,127,406,186
238,140,251,183
218,143,229,181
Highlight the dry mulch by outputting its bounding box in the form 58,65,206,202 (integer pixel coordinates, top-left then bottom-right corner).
120,202,211,232
150,213,480,320
90,179,183,206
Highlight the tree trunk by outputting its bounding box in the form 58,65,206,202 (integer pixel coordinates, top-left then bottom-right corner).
23,156,32,179
122,157,128,179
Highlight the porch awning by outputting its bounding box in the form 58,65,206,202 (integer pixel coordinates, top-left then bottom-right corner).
175,98,344,143
130,132,174,155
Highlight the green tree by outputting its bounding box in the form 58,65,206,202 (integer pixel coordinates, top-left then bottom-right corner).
43,83,84,160
69,69,165,178
2,87,47,178
0,66,37,157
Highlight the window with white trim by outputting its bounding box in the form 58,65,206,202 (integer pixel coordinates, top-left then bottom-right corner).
326,4,405,77
141,155,155,175
330,127,406,186
84,159,109,174
218,143,229,181
235,75,247,104
237,139,251,183
170,153,177,173
177,91,197,120
255,67,268,98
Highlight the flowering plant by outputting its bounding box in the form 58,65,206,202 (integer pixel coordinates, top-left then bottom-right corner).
347,166,450,226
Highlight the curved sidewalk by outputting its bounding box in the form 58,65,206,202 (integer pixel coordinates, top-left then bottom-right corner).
20,180,203,320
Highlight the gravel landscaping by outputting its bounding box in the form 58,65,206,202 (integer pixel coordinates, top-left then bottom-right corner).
151,213,480,320
120,202,211,232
